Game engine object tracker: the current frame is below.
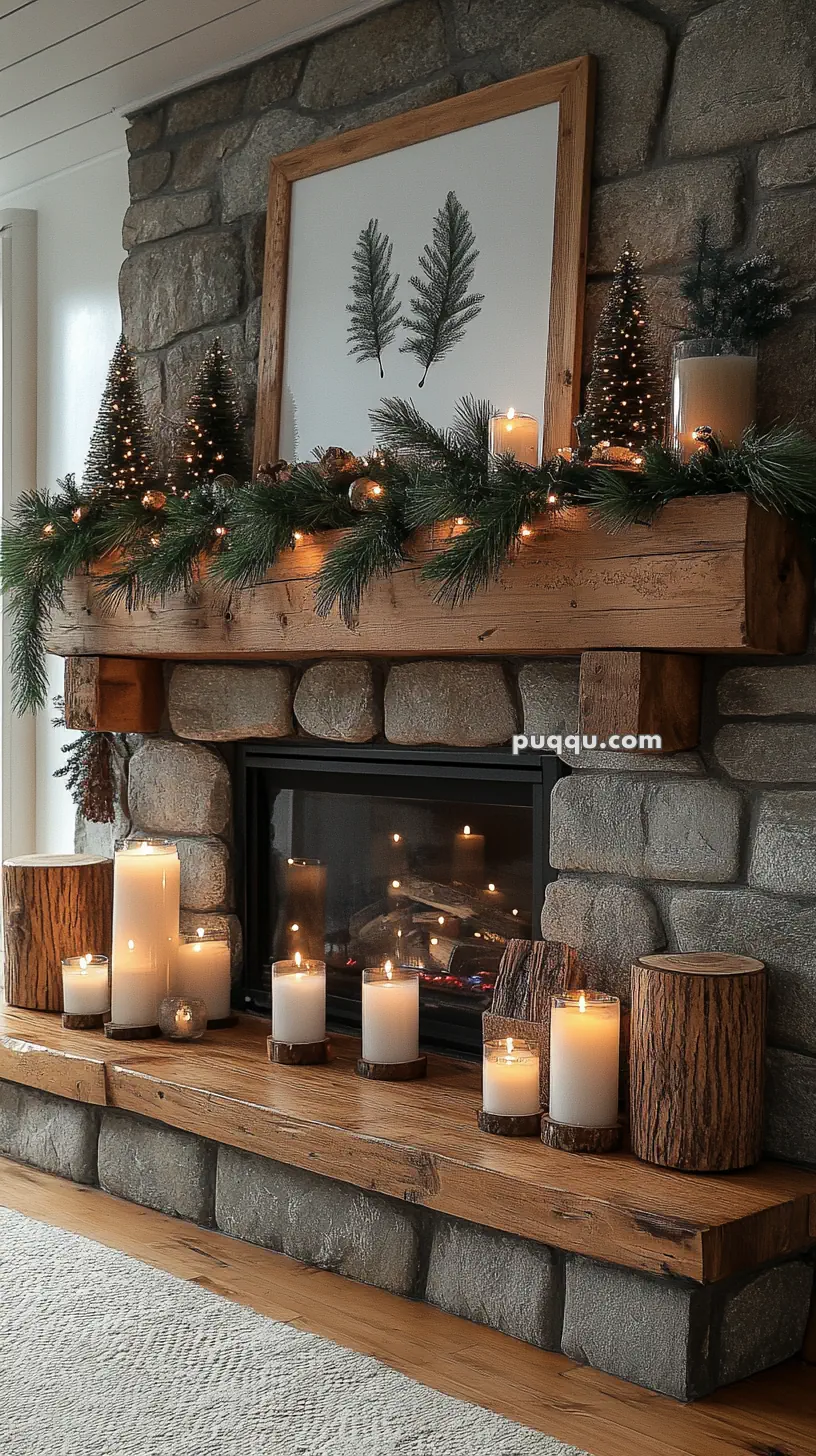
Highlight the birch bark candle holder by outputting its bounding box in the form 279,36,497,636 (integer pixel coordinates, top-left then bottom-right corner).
356,964,426,1080
478,1037,541,1136
543,991,622,1153
268,954,329,1065
61,955,110,1028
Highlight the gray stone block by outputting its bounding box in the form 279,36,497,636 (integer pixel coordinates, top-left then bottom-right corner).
718,665,816,717
223,111,321,221
559,749,705,774
180,911,243,980
128,150,171,200
550,774,741,882
758,129,816,189
748,792,816,897
122,192,213,249
717,1263,814,1385
541,876,664,1003
126,111,163,153
758,190,816,290
130,831,231,910
294,660,381,743
518,661,580,736
667,0,816,157
215,1145,421,1295
506,0,669,178
129,739,231,836
298,1,446,110
562,1257,713,1401
167,75,246,132
765,1047,816,1164
171,122,251,192
425,1216,563,1349
334,77,457,135
168,663,292,742
119,233,242,351
714,722,816,782
245,50,304,111
98,1110,216,1223
384,661,517,746
759,312,816,437
589,158,741,274
0,1082,99,1185
668,887,816,1055
453,0,552,53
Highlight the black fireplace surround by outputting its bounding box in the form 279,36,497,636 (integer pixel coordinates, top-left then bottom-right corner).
236,745,560,1058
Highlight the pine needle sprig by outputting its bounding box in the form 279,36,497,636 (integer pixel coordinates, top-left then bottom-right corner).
97,482,229,610
315,470,411,625
421,458,552,605
401,191,484,387
346,219,401,379
372,394,494,528
212,465,356,593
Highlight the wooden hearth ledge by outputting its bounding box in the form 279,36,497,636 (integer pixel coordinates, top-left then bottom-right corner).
47,495,812,749
1,1003,814,1285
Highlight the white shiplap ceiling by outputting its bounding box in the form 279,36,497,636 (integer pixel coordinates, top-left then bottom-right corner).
0,0,392,197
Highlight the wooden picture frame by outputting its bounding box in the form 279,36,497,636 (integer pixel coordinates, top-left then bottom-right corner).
254,57,596,473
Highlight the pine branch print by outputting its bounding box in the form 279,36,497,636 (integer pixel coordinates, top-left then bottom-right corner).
346,219,401,379
401,191,484,387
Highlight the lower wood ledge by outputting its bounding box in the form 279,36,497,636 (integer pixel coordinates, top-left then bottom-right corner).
0,1002,813,1285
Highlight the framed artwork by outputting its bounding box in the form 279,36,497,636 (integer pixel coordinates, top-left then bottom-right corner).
254,58,595,472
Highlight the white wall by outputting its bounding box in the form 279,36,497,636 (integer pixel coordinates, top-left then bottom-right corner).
0,135,129,852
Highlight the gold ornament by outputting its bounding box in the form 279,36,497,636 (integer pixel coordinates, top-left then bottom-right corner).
348,476,385,511
141,489,167,512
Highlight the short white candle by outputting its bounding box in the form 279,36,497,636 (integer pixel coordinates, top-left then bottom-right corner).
174,929,232,1021
549,991,620,1129
483,1037,540,1116
62,955,109,1016
362,963,419,1064
489,408,539,465
452,824,485,885
272,954,326,1044
111,939,163,1027
110,840,180,1026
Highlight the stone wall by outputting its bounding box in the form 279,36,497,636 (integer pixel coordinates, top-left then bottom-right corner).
2,1079,812,1400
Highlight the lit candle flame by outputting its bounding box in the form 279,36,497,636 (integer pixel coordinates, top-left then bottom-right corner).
391,879,401,889
384,960,393,979
507,407,516,420
290,922,299,932
392,833,401,843
506,1037,514,1054
488,882,496,892
196,927,205,939
79,955,88,970
294,951,302,968
579,992,587,1014
127,939,135,951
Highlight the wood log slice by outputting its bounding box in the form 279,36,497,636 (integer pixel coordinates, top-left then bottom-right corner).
541,1116,622,1154
3,854,113,1012
267,1037,329,1065
630,953,766,1172
356,1055,427,1081
477,1109,541,1137
62,1012,106,1030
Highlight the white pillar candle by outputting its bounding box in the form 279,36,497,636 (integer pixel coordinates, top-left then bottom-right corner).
549,991,621,1129
271,954,326,1044
452,824,485,885
362,963,419,1064
110,839,180,1027
489,408,539,465
483,1037,540,1116
671,352,757,461
61,955,109,1016
174,929,232,1021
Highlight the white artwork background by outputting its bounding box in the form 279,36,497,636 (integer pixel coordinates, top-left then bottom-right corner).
280,103,559,461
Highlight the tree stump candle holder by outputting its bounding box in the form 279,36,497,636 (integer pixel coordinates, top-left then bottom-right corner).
3,854,113,1011
355,1055,428,1081
268,1037,330,1066
630,952,766,1172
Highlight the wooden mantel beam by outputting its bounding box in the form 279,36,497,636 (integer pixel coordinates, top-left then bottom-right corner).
64,656,164,734
579,650,702,753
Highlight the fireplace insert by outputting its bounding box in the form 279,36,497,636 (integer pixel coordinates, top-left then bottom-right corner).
236,744,560,1058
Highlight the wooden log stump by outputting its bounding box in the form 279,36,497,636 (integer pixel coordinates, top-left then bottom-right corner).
356,1055,427,1081
477,1109,541,1137
267,1037,329,1065
3,855,113,1012
541,1116,622,1154
630,953,766,1172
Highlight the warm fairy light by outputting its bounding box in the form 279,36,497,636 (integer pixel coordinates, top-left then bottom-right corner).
488,883,496,892
42,522,55,536
455,516,465,526
391,879,401,889
520,525,533,538
512,908,519,917
579,992,587,1014
437,916,444,925
430,937,438,946
290,922,299,932
392,833,401,843
547,492,558,505
214,525,227,537
463,825,471,836
293,531,303,542
474,931,482,938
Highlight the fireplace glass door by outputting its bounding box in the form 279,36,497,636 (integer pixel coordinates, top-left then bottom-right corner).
238,745,558,1057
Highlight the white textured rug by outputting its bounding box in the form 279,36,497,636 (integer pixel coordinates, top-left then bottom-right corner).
0,1206,588,1456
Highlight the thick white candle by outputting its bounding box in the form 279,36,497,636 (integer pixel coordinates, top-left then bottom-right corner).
62,956,109,1015
174,930,231,1021
452,824,485,885
272,955,326,1044
671,353,757,461
483,1037,540,1116
489,408,539,465
549,992,620,1129
110,840,180,1027
362,964,419,1064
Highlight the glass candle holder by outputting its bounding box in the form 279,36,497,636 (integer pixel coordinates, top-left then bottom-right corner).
488,409,539,465
483,1037,540,1116
362,964,419,1065
175,928,231,1022
549,991,620,1129
670,339,757,461
111,839,180,1027
271,955,326,1045
158,995,208,1041
62,955,110,1016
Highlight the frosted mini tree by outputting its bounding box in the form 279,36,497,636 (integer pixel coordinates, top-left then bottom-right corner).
83,336,157,500
580,243,665,458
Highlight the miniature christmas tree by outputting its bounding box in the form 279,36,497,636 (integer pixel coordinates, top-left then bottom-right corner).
579,242,665,459
83,336,157,499
172,339,248,492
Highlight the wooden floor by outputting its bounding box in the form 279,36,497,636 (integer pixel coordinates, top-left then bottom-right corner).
2,1004,815,1285
0,1157,813,1456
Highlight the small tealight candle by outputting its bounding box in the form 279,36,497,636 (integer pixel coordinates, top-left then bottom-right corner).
158,995,208,1041
62,955,110,1016
271,953,326,1044
483,1037,541,1116
174,928,231,1022
362,962,419,1064
549,991,620,1129
488,408,539,466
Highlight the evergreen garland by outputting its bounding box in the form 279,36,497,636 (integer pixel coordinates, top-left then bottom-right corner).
578,242,664,453
83,336,157,500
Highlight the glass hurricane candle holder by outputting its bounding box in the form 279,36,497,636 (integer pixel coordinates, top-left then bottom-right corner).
544,991,622,1153
158,995,208,1041
488,409,539,465
175,928,232,1025
109,839,180,1037
61,955,110,1028
670,339,757,461
357,964,426,1080
268,954,328,1064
